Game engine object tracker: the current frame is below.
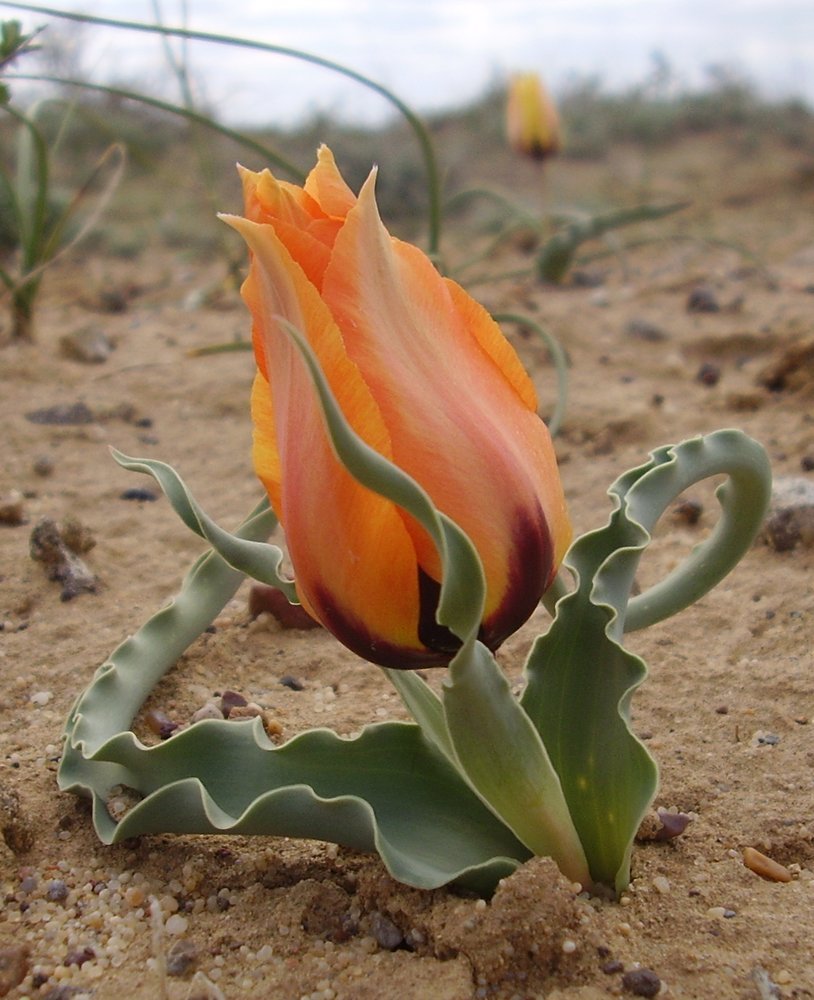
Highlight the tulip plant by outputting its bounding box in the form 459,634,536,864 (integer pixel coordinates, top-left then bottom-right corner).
506,71,562,161
60,148,771,895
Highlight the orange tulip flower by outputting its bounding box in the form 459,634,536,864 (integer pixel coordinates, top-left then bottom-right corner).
507,72,561,160
223,147,571,669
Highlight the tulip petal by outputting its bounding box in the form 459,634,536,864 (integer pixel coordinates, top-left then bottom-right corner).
321,173,569,645
304,145,357,220
238,165,340,288
224,213,451,667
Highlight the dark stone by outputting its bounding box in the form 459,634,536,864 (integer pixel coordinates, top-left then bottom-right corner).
687,285,720,313
622,967,662,997
119,488,158,502
696,362,721,386
166,939,198,977
25,402,95,425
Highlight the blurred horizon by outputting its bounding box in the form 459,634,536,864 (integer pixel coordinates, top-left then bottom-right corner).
5,0,814,127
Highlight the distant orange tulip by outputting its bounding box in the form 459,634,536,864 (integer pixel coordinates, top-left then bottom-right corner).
507,72,561,160
223,147,571,669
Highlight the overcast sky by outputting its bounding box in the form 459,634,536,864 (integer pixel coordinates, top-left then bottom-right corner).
7,0,814,125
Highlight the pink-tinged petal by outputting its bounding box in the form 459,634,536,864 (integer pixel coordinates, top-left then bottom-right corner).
320,172,570,645
444,279,572,571
226,213,450,667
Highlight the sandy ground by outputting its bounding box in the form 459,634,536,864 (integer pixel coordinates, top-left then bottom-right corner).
1,129,814,999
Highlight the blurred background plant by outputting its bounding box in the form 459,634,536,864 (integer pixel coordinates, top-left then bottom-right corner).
1,17,126,340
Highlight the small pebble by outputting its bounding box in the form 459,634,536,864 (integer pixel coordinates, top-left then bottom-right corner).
696,362,721,386
601,959,625,974
29,517,98,600
60,516,96,554
46,879,69,903
280,674,304,691
220,690,248,716
33,455,56,477
119,487,158,502
672,498,702,525
25,402,95,425
742,847,793,883
626,318,669,342
0,945,29,994
167,938,199,976
621,967,662,997
145,708,180,739
191,703,224,723
124,885,146,907
248,584,321,629
64,947,94,968
763,476,814,551
687,285,720,313
165,914,189,936
370,911,403,950
59,326,114,364
0,490,26,526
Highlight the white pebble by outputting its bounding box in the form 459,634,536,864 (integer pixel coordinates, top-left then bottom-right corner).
31,691,53,706
164,914,188,936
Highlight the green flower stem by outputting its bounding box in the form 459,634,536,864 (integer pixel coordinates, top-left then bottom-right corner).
3,3,443,254
383,668,453,762
492,311,568,437
6,101,48,268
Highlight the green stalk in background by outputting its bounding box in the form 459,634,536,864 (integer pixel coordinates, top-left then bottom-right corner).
1,94,124,338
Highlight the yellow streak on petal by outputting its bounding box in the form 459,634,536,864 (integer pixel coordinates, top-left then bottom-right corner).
250,370,281,514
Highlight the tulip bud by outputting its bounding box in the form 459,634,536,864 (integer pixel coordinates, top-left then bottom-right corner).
223,147,571,669
507,72,561,160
